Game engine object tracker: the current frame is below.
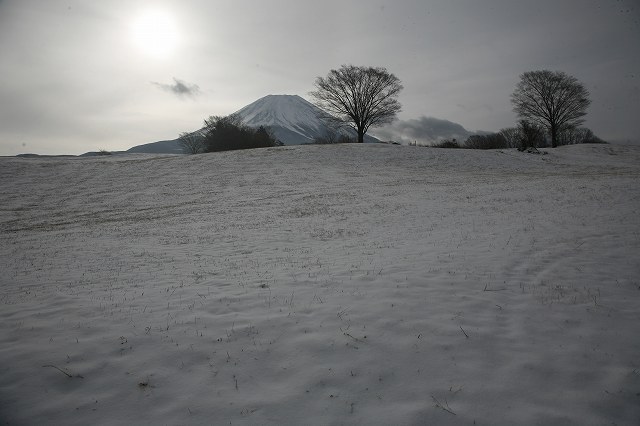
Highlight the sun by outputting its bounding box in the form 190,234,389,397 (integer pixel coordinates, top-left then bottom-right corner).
131,10,179,58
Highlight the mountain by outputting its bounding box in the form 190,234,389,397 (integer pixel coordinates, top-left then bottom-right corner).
122,94,380,154
233,95,325,145
126,138,184,154
233,94,381,145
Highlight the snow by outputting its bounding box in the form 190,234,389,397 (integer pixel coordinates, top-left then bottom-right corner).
235,95,326,136
1,144,639,425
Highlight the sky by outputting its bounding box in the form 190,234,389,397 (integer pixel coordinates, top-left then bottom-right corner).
0,0,638,155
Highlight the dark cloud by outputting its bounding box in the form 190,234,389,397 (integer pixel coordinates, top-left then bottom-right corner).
152,78,200,97
373,116,471,145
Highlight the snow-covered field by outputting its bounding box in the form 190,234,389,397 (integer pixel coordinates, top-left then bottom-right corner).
1,144,639,425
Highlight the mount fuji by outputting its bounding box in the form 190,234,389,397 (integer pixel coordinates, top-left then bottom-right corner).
124,94,380,154
234,95,325,145
233,94,380,145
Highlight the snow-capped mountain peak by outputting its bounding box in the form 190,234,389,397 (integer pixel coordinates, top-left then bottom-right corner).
233,94,328,144
233,94,381,145
235,95,322,129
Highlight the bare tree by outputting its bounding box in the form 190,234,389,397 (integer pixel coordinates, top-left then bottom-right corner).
310,65,403,143
178,130,206,154
517,120,545,150
558,127,606,145
463,133,508,149
511,70,590,147
202,114,278,152
313,127,356,144
202,114,247,152
499,127,521,148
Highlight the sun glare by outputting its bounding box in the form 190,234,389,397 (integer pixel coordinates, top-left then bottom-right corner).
131,10,178,58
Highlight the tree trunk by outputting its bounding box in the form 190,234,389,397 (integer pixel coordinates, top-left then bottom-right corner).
357,129,364,143
551,125,558,148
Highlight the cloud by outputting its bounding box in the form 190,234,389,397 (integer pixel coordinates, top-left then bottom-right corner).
152,78,200,98
372,116,471,145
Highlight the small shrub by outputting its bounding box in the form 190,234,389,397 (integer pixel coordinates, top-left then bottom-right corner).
558,127,607,145
432,139,461,148
178,131,206,154
463,133,508,149
202,114,279,152
500,127,521,148
517,120,545,150
313,129,355,144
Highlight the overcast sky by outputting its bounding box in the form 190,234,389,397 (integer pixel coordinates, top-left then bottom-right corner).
0,0,638,155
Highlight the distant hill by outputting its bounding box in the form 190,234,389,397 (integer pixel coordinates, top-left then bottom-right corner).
125,138,184,154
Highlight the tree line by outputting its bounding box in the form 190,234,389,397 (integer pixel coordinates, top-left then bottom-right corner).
431,121,605,150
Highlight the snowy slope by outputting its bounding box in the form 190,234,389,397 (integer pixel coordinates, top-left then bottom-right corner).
1,144,639,425
234,94,381,145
